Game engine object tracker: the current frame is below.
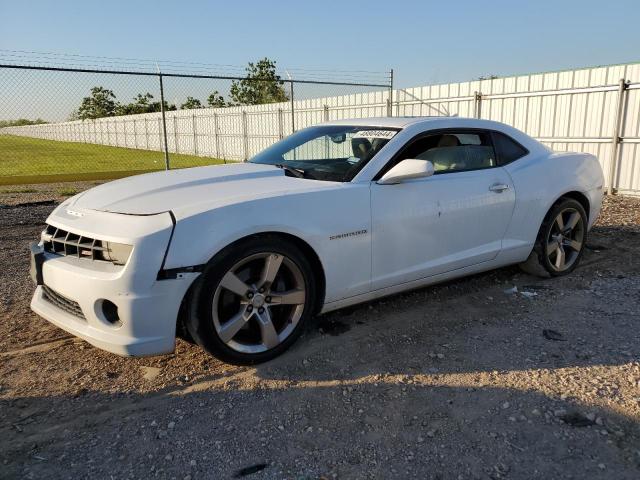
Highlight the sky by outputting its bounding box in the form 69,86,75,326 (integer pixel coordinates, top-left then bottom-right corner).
1,0,639,87
1,0,639,121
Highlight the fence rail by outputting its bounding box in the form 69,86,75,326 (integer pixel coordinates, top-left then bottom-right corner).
1,61,639,194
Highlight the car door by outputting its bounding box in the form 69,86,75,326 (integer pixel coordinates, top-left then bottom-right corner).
370,129,516,290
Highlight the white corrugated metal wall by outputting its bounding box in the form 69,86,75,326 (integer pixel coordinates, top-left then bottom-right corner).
3,62,639,194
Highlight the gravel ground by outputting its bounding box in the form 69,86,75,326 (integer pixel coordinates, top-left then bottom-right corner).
1,186,639,480
0,181,100,206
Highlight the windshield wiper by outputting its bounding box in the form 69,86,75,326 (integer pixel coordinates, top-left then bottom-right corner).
274,164,306,178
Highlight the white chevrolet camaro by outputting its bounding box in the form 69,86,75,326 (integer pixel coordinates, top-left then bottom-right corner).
30,117,604,364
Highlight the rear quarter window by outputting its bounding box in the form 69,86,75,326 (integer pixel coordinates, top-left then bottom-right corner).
492,131,528,165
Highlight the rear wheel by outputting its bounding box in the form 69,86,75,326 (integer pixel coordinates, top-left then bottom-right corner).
519,198,587,277
185,237,316,364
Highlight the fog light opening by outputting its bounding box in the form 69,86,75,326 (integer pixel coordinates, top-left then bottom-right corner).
101,299,121,326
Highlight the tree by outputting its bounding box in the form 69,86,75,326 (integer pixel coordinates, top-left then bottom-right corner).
149,100,177,112
207,90,226,108
181,97,203,109
229,58,288,105
76,86,118,120
477,74,499,80
0,118,48,128
116,93,155,115
131,95,177,113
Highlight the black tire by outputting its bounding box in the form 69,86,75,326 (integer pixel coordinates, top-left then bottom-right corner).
519,197,588,277
185,236,317,365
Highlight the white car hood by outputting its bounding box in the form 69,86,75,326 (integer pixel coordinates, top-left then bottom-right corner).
70,163,336,217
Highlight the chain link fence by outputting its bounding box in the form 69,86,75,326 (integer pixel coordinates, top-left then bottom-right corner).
0,64,392,184
3,59,638,193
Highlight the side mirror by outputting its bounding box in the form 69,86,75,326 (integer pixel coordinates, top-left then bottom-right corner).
377,159,434,185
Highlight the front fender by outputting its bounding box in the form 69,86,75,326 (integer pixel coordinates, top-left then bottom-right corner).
164,185,372,304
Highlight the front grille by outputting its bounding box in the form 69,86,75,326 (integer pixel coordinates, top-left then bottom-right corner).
42,224,108,261
42,285,86,320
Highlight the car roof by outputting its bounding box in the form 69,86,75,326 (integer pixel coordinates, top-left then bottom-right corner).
321,116,505,129
321,116,548,162
321,116,434,128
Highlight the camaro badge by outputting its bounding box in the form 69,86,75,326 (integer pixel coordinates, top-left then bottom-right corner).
66,209,84,217
329,229,367,240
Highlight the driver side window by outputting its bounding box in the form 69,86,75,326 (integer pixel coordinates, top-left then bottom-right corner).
402,131,496,173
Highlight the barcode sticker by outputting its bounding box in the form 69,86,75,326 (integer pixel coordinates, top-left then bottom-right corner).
353,130,397,140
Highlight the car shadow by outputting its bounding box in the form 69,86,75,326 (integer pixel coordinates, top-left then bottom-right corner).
2,208,639,478
2,373,639,478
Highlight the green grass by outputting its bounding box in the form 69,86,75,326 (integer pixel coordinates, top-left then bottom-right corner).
57,186,81,196
0,135,228,185
0,187,39,193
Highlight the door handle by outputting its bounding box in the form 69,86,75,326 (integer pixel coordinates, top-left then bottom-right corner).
489,183,510,193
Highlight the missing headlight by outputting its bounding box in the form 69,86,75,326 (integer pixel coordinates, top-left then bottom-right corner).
42,224,133,266
96,241,133,266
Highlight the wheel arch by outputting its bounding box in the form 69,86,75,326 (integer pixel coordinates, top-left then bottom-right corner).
519,190,590,278
175,231,326,339
554,190,591,221
535,190,591,243
241,231,327,314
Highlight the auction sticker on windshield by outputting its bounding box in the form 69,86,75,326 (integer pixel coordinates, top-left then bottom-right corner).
353,130,397,140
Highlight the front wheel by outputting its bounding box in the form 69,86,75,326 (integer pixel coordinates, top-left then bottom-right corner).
185,237,317,365
519,197,588,277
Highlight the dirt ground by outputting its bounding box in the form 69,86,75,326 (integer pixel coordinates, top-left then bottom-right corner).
1,185,639,480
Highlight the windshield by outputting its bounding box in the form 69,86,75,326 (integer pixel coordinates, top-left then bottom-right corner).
249,125,398,182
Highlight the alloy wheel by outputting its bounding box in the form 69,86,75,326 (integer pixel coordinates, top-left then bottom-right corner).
546,207,585,272
212,252,306,354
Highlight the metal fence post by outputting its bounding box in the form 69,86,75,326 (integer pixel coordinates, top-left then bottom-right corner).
474,91,482,119
242,110,249,161
144,117,149,150
290,80,296,133
607,78,629,195
192,113,198,155
157,118,162,153
173,116,179,154
324,105,329,122
473,91,478,118
158,73,170,170
213,112,220,160
277,108,284,139
388,69,394,117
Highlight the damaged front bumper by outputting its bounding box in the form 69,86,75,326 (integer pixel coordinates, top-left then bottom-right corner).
29,204,199,356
